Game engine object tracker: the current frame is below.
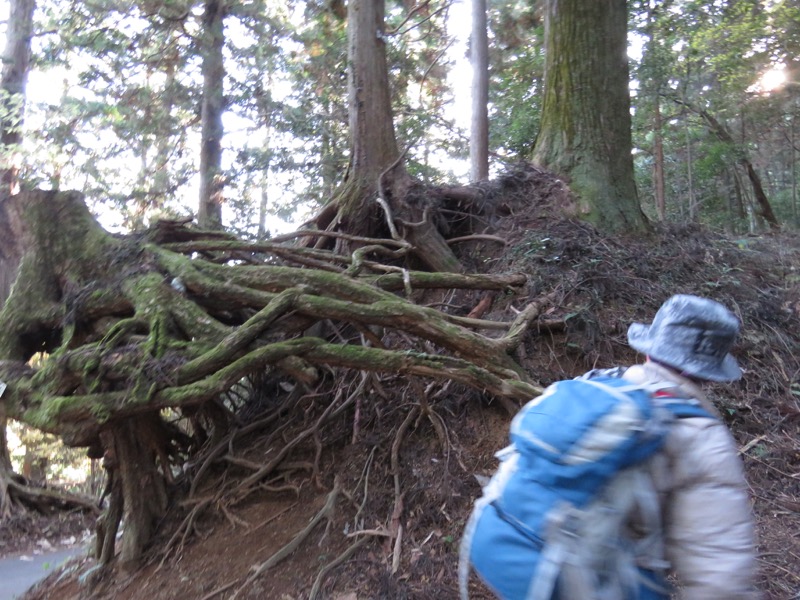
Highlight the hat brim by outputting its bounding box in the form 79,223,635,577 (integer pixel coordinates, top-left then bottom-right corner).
627,322,653,355
627,323,742,382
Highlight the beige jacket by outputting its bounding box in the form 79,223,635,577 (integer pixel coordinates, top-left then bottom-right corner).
622,361,758,599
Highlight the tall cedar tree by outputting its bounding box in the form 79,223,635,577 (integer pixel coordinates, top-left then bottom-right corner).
0,0,35,517
532,0,648,232
338,0,403,237
198,0,226,230
470,0,489,182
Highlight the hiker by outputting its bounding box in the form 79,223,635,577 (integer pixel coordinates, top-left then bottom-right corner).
460,294,757,600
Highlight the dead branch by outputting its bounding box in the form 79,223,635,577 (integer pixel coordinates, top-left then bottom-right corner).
447,234,508,246
500,293,558,352
232,390,356,501
5,477,101,514
467,293,494,319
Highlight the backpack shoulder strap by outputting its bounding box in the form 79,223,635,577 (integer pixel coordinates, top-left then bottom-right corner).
651,390,716,420
581,366,717,421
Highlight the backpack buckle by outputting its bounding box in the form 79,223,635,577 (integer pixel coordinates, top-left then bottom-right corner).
548,502,582,540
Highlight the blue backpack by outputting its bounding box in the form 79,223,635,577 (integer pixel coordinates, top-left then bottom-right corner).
458,370,714,600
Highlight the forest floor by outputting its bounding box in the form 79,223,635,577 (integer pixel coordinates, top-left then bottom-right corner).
7,169,800,599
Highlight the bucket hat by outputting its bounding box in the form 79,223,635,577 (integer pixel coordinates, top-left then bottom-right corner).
627,294,741,382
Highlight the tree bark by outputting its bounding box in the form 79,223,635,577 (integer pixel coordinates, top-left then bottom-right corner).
0,0,35,199
0,403,15,517
198,0,226,230
685,116,696,221
339,0,402,238
792,113,798,225
0,0,35,310
743,161,778,229
470,0,489,182
334,0,461,272
114,416,168,567
653,100,666,221
532,0,648,232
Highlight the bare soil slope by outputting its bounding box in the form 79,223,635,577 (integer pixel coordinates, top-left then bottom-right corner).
15,170,800,599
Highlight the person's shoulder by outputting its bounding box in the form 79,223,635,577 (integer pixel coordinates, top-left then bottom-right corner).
666,415,744,483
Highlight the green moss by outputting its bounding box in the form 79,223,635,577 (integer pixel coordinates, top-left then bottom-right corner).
25,395,79,430
88,401,113,423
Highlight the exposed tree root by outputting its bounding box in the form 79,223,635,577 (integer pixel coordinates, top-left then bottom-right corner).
309,537,369,600
389,403,418,573
95,464,123,566
157,496,213,570
0,188,553,572
230,478,342,599
1,468,100,518
231,389,356,502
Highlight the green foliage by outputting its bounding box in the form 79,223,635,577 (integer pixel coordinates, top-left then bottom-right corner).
385,0,464,182
7,0,798,236
630,0,799,233
28,0,198,228
0,89,25,172
488,0,544,159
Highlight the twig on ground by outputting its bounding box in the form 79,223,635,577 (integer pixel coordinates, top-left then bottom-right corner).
446,234,508,246
308,537,369,600
197,580,238,600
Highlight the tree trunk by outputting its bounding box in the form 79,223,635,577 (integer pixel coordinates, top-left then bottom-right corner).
792,112,798,226
532,0,648,232
0,0,35,309
726,167,745,232
198,0,226,230
0,412,12,475
339,0,402,238
0,0,36,517
653,100,666,221
685,117,695,222
0,405,16,517
114,416,168,567
151,49,179,220
321,98,338,199
470,0,489,182
336,0,461,272
0,0,35,199
258,182,269,241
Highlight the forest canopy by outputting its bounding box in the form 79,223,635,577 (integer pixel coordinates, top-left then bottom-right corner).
1,0,797,235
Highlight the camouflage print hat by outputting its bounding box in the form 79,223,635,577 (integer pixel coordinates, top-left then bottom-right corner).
627,294,742,382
